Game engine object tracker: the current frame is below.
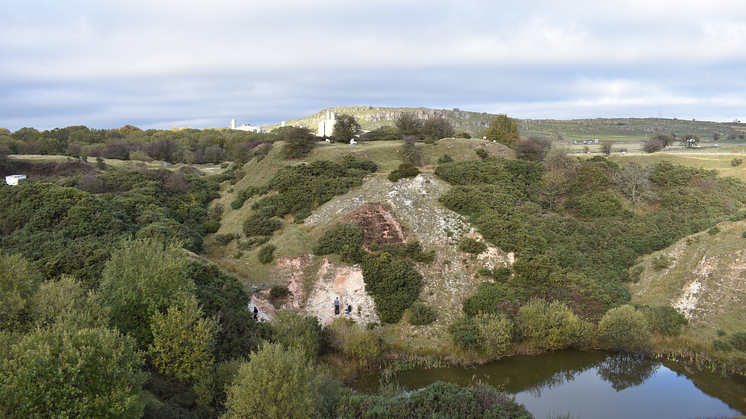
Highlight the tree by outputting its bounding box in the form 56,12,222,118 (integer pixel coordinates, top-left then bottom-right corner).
597,305,652,353
281,127,315,159
149,295,218,384
0,252,43,332
31,275,109,330
485,114,519,146
222,342,333,419
361,252,422,323
600,140,613,156
422,117,454,140
0,324,146,418
642,137,665,153
99,238,195,347
331,114,361,143
515,137,551,161
394,113,423,138
681,133,701,148
272,310,324,360
401,136,422,165
611,162,653,205
516,299,593,350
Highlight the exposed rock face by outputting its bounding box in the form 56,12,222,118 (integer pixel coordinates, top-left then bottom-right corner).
340,202,408,248
305,258,379,326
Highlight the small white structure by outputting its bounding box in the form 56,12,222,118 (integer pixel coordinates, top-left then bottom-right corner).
5,175,26,186
349,139,357,145
318,110,336,137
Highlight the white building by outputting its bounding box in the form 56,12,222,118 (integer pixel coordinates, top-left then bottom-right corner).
231,119,265,133
5,175,26,186
317,110,336,137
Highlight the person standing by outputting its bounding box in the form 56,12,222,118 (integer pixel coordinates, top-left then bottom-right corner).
253,306,258,321
333,297,340,315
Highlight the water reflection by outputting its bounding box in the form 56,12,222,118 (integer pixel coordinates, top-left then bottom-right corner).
368,351,746,418
596,353,659,392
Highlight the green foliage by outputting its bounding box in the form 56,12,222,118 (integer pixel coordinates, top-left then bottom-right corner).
651,255,671,271
0,252,43,332
403,240,435,263
272,310,324,360
634,305,688,337
336,381,532,419
731,158,743,167
564,191,626,219
516,299,594,350
99,238,195,347
257,244,277,264
449,316,479,349
222,342,333,419
394,113,424,138
422,116,454,140
237,235,271,251
729,332,746,351
242,213,283,237
462,282,524,318
712,339,733,351
475,312,514,358
313,223,364,256
270,284,290,300
0,324,146,418
406,302,437,326
437,154,454,164
230,185,269,210
597,305,652,353
213,233,239,246
475,148,489,160
281,127,316,159
361,252,423,323
388,162,420,182
332,114,362,143
149,296,218,384
458,237,487,254
708,226,721,235
485,114,520,146
31,275,109,330
327,317,381,360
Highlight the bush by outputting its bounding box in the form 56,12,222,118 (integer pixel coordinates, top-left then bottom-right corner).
270,284,290,300
242,214,282,237
361,252,423,323
437,154,454,164
271,311,323,361
635,305,688,337
651,255,670,271
712,339,733,351
213,233,239,246
449,316,479,349
731,158,743,167
516,299,593,350
729,331,746,351
312,223,364,257
458,237,487,255
388,163,420,182
407,302,436,326
475,148,489,160
597,305,652,353
257,244,277,264
327,317,381,360
202,219,220,234
475,312,513,358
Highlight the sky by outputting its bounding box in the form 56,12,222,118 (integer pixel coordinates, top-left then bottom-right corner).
2,0,745,132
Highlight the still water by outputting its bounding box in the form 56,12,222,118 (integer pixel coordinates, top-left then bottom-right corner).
359,351,746,418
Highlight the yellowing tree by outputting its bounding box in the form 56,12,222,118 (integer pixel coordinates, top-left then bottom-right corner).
149,296,218,384
222,342,332,419
485,114,519,146
475,312,513,359
0,252,42,333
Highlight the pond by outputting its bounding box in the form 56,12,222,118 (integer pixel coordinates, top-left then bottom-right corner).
355,351,746,418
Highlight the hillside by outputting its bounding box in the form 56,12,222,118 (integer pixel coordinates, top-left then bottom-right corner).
205,136,746,358
265,105,746,143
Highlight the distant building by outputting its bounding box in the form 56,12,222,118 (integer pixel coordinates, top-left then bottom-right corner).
5,175,26,186
317,110,336,137
231,120,265,133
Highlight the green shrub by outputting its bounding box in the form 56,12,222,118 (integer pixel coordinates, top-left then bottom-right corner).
635,305,688,337
202,219,220,234
407,303,436,326
597,305,652,353
651,255,670,271
361,252,423,323
516,299,593,350
712,339,733,351
387,163,420,182
708,226,721,235
475,148,488,160
729,331,746,351
236,236,270,251
213,233,239,246
458,237,487,254
449,316,479,349
475,312,513,358
404,241,435,263
327,317,380,360
437,154,453,164
717,329,727,337
270,284,289,300
462,282,523,317
242,214,282,237
257,244,276,264
271,311,323,361
312,223,364,257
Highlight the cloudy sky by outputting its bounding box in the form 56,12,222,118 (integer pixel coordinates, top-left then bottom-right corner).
2,0,745,131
